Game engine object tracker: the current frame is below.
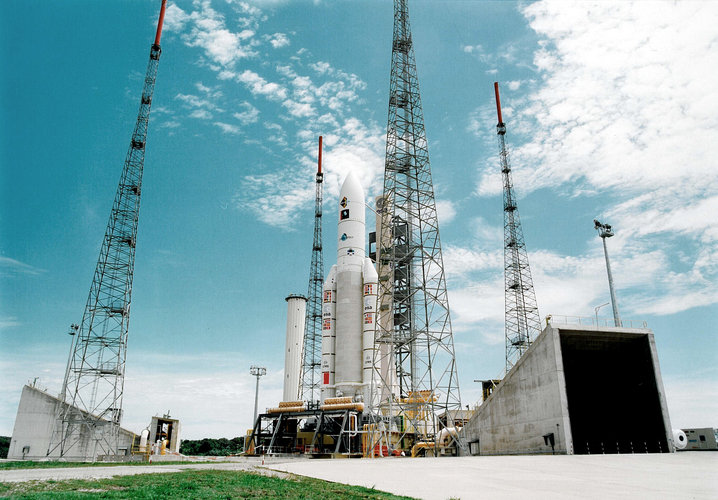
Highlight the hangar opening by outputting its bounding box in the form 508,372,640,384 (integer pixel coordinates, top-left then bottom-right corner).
560,330,669,454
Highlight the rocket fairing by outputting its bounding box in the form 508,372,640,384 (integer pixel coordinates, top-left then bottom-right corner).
321,171,379,404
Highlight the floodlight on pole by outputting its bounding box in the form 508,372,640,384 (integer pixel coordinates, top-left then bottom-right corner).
594,302,610,326
594,219,621,327
250,365,266,426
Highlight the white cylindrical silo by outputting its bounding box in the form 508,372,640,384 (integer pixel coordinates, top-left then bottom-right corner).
362,257,378,404
283,294,307,402
321,265,338,401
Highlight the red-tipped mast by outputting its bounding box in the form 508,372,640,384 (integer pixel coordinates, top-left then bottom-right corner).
494,82,503,125
154,0,168,47
318,136,323,174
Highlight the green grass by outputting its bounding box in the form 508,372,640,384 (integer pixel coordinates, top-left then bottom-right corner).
0,469,415,499
0,461,221,470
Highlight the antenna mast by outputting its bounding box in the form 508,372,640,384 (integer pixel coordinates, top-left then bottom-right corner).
372,0,462,453
301,137,325,403
494,82,541,373
47,0,168,459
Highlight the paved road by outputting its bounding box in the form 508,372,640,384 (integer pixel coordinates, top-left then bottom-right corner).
268,452,718,500
0,458,285,483
2,453,716,500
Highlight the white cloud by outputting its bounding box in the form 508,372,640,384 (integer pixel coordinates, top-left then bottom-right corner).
177,1,259,68
214,122,241,135
309,61,331,74
163,3,190,33
268,32,290,49
469,0,718,317
435,199,457,225
159,120,181,129
0,256,46,276
233,101,260,125
236,70,288,101
282,99,315,118
190,109,212,120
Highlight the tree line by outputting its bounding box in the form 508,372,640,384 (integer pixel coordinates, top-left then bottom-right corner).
179,437,245,456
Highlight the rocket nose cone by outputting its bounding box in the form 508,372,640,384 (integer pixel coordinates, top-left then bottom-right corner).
340,171,365,205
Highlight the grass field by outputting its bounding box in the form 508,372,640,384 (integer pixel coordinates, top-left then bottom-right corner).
0,469,415,499
0,461,202,470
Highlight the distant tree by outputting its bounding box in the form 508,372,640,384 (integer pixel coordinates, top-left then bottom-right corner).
0,436,10,459
179,437,244,456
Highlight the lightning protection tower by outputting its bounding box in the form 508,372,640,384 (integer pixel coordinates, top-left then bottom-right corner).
300,137,324,403
494,82,542,373
47,0,168,459
372,0,462,452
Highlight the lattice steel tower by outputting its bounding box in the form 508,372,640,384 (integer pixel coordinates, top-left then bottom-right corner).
372,0,462,449
493,82,541,373
47,0,168,459
300,137,324,403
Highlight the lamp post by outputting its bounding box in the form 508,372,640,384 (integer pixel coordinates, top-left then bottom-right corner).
594,219,621,327
594,302,610,327
250,366,266,426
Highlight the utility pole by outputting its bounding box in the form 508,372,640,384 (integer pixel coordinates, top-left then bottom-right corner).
594,219,621,326
300,137,324,404
250,366,266,426
47,0,168,459
494,82,541,373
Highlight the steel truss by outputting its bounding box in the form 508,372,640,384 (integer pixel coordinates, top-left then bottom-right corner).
495,83,542,373
47,4,166,459
370,0,463,454
300,138,325,404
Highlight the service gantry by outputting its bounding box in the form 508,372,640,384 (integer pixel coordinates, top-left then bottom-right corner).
371,0,463,453
47,0,168,459
300,137,325,404
494,82,542,373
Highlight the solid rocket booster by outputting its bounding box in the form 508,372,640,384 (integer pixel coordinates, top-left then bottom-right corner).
321,171,378,403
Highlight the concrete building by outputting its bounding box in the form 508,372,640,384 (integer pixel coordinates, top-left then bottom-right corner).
8,384,136,461
148,415,181,454
460,321,674,455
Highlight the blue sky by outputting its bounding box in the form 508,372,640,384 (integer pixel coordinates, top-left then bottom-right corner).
1,0,716,439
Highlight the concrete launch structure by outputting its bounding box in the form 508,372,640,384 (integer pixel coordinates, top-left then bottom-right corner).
321,172,378,406
8,385,136,460
460,320,675,455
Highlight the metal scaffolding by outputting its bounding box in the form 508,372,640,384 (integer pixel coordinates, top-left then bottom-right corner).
494,82,542,373
301,137,325,403
371,0,462,453
47,0,167,459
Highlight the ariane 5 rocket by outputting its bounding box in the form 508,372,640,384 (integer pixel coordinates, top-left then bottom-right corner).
321,171,378,405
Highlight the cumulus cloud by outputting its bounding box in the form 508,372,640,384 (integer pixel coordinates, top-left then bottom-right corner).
267,32,290,49
173,1,259,69
236,70,288,101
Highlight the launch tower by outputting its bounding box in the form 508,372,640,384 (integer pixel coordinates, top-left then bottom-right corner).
301,137,325,403
47,0,168,459
494,82,541,372
372,0,462,451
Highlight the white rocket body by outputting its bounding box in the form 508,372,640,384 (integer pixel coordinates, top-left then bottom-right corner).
321,171,378,404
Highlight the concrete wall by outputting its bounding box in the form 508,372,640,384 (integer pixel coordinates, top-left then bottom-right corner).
460,326,572,455
8,385,135,461
459,322,674,456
